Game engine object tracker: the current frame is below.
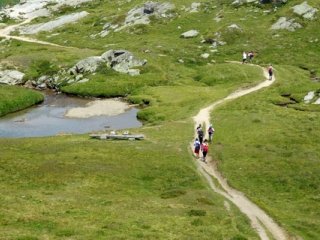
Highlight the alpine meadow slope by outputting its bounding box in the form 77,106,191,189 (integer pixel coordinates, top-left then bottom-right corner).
0,0,319,239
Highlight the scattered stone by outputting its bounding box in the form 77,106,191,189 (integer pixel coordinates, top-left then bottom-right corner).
181,30,199,38
178,59,184,63
0,70,25,85
190,2,201,13
201,53,210,59
271,17,302,31
292,1,318,20
304,91,315,103
231,0,258,6
227,24,242,32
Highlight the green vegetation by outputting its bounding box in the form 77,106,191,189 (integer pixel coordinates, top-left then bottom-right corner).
212,66,320,239
0,0,319,239
0,0,19,8
0,85,43,117
0,122,258,239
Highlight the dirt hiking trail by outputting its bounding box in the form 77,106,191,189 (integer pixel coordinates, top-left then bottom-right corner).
0,19,76,49
192,63,291,240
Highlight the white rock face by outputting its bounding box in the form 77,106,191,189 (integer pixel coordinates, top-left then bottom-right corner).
0,0,92,20
271,17,302,31
0,70,25,85
19,11,89,35
304,91,315,103
181,30,199,38
292,1,318,20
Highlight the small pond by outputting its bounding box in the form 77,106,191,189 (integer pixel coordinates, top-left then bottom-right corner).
0,92,142,138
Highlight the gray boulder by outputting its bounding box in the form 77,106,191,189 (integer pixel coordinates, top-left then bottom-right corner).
0,70,25,85
181,30,199,38
271,17,302,31
304,91,315,103
292,1,318,20
118,2,175,30
69,56,104,75
101,50,147,75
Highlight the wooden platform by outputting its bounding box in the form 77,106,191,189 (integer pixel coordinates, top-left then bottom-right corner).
90,133,144,140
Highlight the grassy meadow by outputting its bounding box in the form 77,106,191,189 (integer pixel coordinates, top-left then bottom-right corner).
211,66,320,239
0,122,259,239
0,85,43,117
0,0,320,239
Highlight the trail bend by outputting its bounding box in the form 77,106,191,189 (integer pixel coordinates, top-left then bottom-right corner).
192,63,291,240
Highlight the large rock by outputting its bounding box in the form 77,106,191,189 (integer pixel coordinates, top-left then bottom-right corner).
118,2,175,30
69,56,104,75
181,30,199,38
271,17,302,31
101,50,147,75
19,11,89,35
292,1,318,20
0,0,92,20
0,70,25,85
304,91,315,103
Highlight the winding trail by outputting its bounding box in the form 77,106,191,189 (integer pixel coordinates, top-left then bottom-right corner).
192,63,290,240
0,19,76,49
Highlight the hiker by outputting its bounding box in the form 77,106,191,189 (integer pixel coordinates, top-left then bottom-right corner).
197,126,204,144
248,51,254,62
201,139,209,163
242,51,247,64
194,138,201,158
208,124,215,143
268,64,273,80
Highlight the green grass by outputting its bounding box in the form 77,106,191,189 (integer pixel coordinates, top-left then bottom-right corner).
0,0,319,239
211,65,320,239
0,121,258,239
0,0,19,8
0,85,44,117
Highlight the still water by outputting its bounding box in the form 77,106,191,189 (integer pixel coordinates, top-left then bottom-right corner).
0,93,142,138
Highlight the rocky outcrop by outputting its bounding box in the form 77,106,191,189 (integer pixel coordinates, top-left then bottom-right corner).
271,17,302,31
0,70,25,85
0,0,92,20
69,57,104,75
19,11,89,35
292,1,318,20
101,50,147,76
181,30,199,38
117,2,175,31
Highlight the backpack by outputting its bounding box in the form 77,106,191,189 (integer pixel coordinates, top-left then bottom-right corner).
195,141,200,148
202,144,208,152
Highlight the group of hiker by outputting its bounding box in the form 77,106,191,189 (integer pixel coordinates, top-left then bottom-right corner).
242,51,255,64
242,51,274,80
194,124,215,163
